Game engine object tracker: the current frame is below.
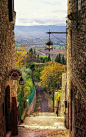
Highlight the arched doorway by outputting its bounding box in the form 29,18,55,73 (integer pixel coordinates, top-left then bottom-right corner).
5,85,10,133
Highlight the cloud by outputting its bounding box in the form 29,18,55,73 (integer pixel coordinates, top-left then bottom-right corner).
14,0,67,26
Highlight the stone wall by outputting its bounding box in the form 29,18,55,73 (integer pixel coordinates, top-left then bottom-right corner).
72,82,86,137
0,0,17,135
59,73,67,117
67,0,86,136
27,91,36,116
0,0,16,102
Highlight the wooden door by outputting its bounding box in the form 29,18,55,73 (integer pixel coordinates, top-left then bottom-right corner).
5,86,10,132
11,97,18,135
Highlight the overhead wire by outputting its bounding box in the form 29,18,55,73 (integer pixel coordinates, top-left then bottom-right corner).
51,34,66,45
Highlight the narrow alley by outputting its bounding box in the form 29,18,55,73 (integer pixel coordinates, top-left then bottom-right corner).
10,83,68,137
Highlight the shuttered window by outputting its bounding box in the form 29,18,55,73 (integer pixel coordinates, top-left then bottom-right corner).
8,0,14,22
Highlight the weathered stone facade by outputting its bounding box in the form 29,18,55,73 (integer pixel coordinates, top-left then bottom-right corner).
59,73,67,117
0,0,17,136
67,0,86,137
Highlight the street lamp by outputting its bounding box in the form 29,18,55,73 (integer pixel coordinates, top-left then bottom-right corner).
19,77,24,85
46,41,53,51
45,30,53,51
19,77,24,98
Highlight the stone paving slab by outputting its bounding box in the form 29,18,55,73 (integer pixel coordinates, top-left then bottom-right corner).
20,125,66,130
22,115,65,127
10,128,69,137
31,112,57,116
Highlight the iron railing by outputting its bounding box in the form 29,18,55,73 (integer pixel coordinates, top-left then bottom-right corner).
28,85,35,106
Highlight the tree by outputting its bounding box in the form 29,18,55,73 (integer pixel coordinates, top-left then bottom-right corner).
55,54,66,65
15,45,28,68
34,49,36,54
36,54,40,62
33,66,44,81
15,50,25,68
55,54,59,62
29,48,33,53
47,54,51,61
26,62,35,71
39,61,66,92
58,53,61,63
62,55,66,65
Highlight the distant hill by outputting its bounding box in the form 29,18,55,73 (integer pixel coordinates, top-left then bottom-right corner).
14,25,66,38
14,25,66,46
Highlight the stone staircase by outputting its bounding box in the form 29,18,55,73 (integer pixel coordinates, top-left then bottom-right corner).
20,112,66,130
6,131,12,137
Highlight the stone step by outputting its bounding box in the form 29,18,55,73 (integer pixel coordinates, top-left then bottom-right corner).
31,112,57,116
29,116,64,122
27,116,64,122
19,125,66,130
22,116,65,128
6,131,12,137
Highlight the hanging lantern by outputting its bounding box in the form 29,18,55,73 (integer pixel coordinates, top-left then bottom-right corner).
46,40,53,46
45,40,53,51
19,77,24,85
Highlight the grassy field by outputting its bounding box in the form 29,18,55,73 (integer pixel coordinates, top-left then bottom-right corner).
39,55,47,58
16,43,20,46
16,50,27,55
16,45,66,59
53,45,60,47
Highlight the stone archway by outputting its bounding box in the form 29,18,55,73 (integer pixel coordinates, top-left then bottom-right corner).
5,85,10,133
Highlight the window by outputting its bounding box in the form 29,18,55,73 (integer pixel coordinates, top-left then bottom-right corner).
78,0,81,11
8,0,14,22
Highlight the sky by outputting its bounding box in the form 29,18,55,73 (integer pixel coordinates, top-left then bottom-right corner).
14,0,67,26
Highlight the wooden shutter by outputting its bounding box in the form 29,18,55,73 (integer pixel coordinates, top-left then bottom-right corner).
8,0,14,22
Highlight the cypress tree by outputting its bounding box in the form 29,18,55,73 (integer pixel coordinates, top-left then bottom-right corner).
55,54,59,62
62,55,64,64
62,55,66,65
48,54,51,61
29,48,33,53
34,49,36,54
58,53,61,63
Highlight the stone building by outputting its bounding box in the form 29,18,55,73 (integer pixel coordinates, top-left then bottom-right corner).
67,0,86,137
59,73,67,117
0,0,17,136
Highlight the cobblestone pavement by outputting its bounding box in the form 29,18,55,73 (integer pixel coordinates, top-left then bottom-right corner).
35,83,49,112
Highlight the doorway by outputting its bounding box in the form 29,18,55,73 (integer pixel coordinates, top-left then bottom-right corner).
5,85,10,132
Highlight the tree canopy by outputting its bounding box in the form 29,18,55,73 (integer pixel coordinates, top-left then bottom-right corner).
55,53,66,65
39,61,66,92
